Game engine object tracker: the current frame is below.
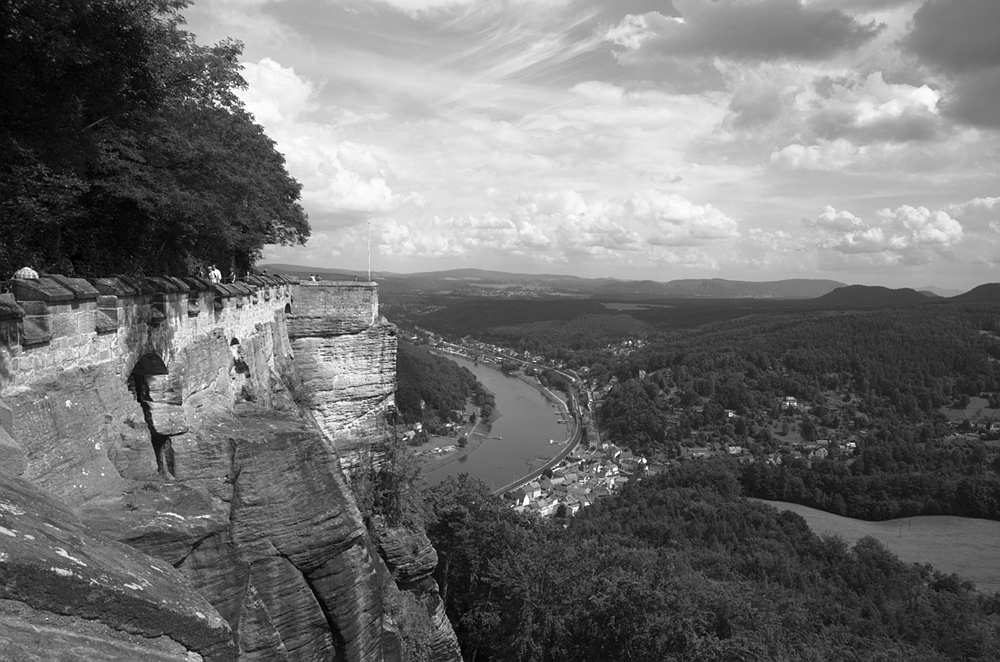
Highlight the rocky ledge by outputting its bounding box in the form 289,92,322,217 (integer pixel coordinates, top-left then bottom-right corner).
0,474,234,661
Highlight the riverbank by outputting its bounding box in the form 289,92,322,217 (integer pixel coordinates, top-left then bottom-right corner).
417,351,575,485
416,416,492,474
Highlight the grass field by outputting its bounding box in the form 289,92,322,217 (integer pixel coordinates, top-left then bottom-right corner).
754,499,1000,594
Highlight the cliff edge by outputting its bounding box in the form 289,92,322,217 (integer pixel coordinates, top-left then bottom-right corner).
0,275,459,661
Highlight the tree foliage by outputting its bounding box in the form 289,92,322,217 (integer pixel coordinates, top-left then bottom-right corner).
0,0,308,277
425,463,1000,662
395,341,495,424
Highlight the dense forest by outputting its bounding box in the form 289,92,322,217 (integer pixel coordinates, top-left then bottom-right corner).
425,464,1000,662
0,0,308,277
595,302,1000,521
395,340,495,425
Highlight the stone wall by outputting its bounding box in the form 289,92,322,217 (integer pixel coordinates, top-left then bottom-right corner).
0,274,293,393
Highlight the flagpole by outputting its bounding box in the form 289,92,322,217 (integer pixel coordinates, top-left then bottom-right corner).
367,221,371,282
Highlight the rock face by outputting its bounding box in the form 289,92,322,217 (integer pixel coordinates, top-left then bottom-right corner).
0,474,234,661
287,283,397,472
0,281,461,661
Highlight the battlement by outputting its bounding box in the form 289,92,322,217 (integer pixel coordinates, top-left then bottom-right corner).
0,273,297,391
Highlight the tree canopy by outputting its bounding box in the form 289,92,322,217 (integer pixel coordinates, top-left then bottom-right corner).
0,0,309,277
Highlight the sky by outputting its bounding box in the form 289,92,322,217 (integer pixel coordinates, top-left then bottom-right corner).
182,0,1000,289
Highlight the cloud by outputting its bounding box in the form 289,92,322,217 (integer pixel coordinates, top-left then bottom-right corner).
807,72,940,142
608,0,884,63
240,58,316,124
805,204,962,266
771,139,871,170
625,190,740,245
361,188,742,266
947,197,1000,231
899,0,1000,128
900,0,1000,73
237,58,420,226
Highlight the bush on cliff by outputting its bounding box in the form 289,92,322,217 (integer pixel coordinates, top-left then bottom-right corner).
0,0,309,277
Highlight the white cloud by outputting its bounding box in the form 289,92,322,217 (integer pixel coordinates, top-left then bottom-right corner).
237,58,420,226
805,204,963,266
239,58,316,124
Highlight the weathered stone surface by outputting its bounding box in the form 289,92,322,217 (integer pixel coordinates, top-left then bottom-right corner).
376,523,439,587
238,583,291,661
375,523,462,661
290,322,397,469
147,401,191,436
0,599,204,662
2,363,156,506
0,400,26,477
0,281,461,662
0,474,234,660
0,425,26,476
228,407,386,661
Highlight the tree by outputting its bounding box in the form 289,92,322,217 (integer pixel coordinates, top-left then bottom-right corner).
0,0,309,277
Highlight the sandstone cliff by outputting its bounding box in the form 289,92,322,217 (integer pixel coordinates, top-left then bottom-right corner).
0,277,460,661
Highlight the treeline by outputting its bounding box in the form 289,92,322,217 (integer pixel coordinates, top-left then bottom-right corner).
740,452,1000,520
395,340,494,424
425,463,1000,662
615,304,1000,424
481,313,651,363
1,0,308,277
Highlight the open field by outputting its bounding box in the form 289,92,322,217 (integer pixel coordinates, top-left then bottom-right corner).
755,499,1000,594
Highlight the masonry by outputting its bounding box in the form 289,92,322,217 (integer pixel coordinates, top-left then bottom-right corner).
0,274,295,392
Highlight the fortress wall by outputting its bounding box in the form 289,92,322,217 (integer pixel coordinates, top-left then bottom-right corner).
0,275,293,393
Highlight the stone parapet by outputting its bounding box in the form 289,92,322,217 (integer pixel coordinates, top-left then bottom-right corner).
0,273,295,392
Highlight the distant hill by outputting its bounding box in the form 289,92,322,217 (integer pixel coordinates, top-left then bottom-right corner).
951,283,1000,302
918,285,964,298
815,285,932,308
595,277,846,299
261,264,846,300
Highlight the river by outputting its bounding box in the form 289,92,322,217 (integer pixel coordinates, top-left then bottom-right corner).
422,356,571,489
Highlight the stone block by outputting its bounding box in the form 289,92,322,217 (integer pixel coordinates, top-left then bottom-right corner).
50,311,81,339
182,277,212,292
162,276,191,293
44,275,100,301
17,300,47,316
0,293,24,322
11,276,73,302
95,308,119,334
147,401,190,436
146,276,181,293
21,316,51,346
89,277,138,297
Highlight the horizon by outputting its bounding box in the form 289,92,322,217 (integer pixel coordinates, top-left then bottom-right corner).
262,261,979,295
185,1,1000,291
